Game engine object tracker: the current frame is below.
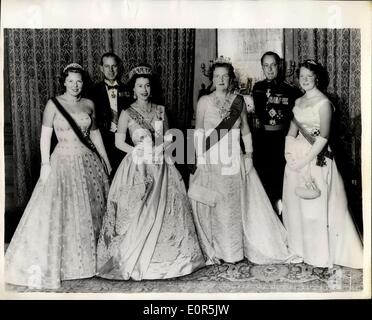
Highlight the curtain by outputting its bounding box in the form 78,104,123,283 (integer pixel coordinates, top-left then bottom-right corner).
5,29,195,207
112,29,195,131
296,29,362,228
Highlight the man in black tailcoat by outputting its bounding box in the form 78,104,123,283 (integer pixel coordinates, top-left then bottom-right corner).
88,52,130,176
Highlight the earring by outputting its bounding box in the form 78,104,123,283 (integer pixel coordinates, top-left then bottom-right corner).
133,92,137,99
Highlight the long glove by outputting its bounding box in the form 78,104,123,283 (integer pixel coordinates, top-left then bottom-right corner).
194,128,206,165
154,133,174,164
284,135,296,164
39,125,53,183
115,132,133,154
290,136,328,171
242,132,253,174
90,129,112,175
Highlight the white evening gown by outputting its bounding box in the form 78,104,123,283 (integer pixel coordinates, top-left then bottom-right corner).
189,94,295,265
96,105,205,280
282,99,363,268
5,111,109,289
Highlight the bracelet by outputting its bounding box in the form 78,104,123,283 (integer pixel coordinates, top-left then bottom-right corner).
41,162,50,166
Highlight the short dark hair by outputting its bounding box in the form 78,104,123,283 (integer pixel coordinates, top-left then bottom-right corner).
100,52,121,66
296,59,329,91
208,62,236,82
260,51,281,65
59,65,88,92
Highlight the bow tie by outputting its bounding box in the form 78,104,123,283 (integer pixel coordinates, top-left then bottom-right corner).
105,84,119,90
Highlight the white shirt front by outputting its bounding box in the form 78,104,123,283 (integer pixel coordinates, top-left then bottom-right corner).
104,80,119,132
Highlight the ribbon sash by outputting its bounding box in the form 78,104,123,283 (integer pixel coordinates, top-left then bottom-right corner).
189,94,244,174
126,107,157,144
51,97,109,173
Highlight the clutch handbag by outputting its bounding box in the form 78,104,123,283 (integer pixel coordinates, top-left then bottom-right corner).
295,178,321,199
188,183,219,207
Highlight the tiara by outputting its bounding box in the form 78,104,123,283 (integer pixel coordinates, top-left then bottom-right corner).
305,59,318,66
213,55,232,65
63,63,84,73
128,66,152,80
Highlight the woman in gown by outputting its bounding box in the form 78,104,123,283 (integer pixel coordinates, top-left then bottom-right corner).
96,65,205,280
5,63,111,289
188,56,295,265
282,59,363,268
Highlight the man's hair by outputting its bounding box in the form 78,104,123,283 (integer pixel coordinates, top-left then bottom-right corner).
100,52,121,65
260,51,281,65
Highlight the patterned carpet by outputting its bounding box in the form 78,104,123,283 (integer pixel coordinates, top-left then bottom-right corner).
5,259,363,294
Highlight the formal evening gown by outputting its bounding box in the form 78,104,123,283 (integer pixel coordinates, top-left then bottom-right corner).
282,99,363,268
96,105,205,280
5,111,110,289
188,93,295,265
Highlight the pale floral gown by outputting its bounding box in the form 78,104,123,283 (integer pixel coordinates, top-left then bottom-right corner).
5,110,110,289
189,93,295,265
282,99,363,268
96,105,205,280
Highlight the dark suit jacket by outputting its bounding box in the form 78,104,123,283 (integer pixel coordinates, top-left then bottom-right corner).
87,81,130,133
87,81,131,174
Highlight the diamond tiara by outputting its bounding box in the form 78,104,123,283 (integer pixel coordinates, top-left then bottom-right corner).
213,55,232,65
128,66,152,81
305,59,319,66
63,63,84,73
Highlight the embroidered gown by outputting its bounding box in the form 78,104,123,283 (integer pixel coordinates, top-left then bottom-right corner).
188,93,295,265
5,111,110,289
96,105,205,280
282,99,363,268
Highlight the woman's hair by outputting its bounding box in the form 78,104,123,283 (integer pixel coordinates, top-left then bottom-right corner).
59,63,89,93
208,62,236,82
127,64,165,105
296,59,329,91
128,73,153,93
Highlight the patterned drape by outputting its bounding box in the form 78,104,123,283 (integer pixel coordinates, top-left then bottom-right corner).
5,29,195,207
296,29,362,225
112,29,195,131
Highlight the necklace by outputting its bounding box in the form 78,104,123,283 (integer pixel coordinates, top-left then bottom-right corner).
62,93,81,103
213,92,231,119
135,102,154,121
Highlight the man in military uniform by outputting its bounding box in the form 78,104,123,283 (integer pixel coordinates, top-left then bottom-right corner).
252,51,302,213
87,52,130,176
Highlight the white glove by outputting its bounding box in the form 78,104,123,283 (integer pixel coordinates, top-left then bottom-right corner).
90,129,112,175
242,132,253,155
164,133,173,146
284,136,296,166
131,144,145,163
291,136,328,171
244,155,253,175
40,163,51,183
39,125,53,183
194,128,206,165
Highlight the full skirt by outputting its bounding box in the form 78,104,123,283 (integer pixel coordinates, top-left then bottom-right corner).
5,146,109,289
96,154,205,280
189,160,295,265
282,135,363,268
